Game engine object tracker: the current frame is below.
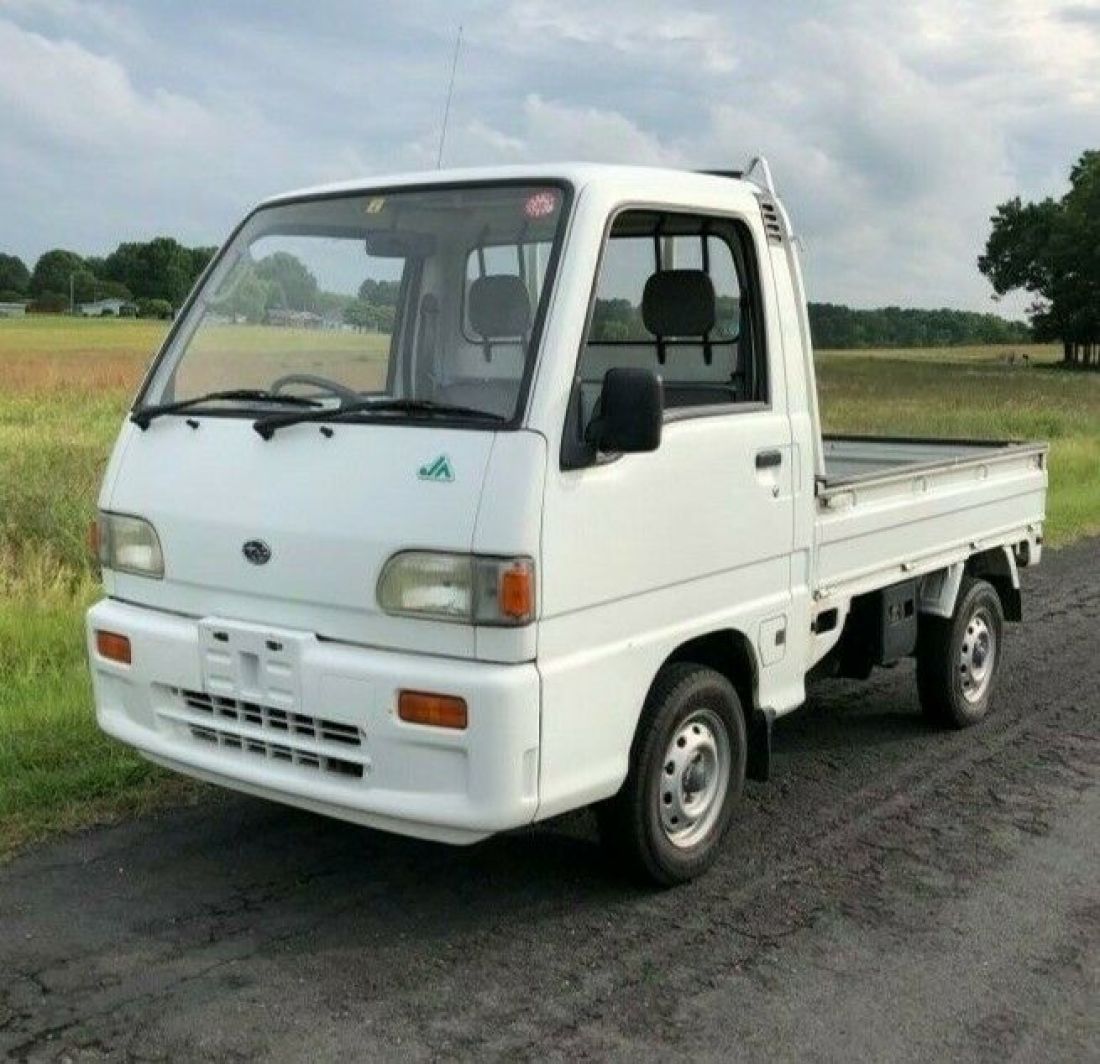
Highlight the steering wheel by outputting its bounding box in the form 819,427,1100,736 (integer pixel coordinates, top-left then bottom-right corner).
269,373,362,406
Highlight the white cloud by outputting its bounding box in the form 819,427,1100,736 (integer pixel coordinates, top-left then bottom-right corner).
489,0,738,73
0,0,1096,313
439,95,685,168
0,20,213,150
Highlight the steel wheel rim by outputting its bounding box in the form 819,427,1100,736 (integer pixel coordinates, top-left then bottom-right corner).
960,607,996,704
657,708,731,849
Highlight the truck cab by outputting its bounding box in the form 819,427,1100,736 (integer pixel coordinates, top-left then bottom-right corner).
88,162,1047,883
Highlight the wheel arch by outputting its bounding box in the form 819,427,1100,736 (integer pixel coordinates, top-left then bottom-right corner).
658,628,773,783
967,546,1022,622
920,548,1023,624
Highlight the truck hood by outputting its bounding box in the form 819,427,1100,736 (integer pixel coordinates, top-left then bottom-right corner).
102,417,520,658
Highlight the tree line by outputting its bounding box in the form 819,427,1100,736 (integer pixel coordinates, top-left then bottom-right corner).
980,150,1099,366
0,236,1040,349
0,238,216,318
209,252,401,330
591,295,1030,349
807,303,1030,349
9,149,1096,356
0,241,405,330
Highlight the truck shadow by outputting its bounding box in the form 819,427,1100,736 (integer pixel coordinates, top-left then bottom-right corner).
114,797,632,959
774,676,935,756
109,675,943,943
30,670,965,971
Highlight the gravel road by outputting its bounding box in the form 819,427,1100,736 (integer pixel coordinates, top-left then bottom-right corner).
2,540,1098,1062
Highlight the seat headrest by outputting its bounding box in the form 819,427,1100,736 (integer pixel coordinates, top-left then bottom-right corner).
468,275,532,339
642,269,716,337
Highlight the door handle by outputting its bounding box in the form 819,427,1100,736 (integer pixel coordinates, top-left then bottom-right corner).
755,449,783,469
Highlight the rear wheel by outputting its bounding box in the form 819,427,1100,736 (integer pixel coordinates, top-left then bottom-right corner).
597,663,746,885
917,576,1004,728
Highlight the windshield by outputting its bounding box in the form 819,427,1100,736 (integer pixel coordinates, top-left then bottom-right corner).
141,183,570,424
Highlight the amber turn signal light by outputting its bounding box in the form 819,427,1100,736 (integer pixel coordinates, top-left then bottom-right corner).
95,630,132,665
398,690,467,730
498,563,534,621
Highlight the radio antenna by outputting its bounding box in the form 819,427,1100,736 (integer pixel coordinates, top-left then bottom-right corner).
436,26,463,169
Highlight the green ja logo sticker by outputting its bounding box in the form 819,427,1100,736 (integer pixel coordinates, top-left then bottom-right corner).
418,454,454,482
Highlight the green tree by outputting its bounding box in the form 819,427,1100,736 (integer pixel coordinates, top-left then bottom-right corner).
255,252,319,311
590,297,645,340
189,246,217,282
136,297,173,319
29,291,69,313
29,249,86,299
980,150,1100,365
96,279,133,301
71,269,99,303
357,278,401,306
805,303,1029,350
218,269,275,323
0,253,30,295
343,300,375,330
102,237,209,306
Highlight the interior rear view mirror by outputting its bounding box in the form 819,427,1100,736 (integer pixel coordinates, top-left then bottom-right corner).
364,231,437,259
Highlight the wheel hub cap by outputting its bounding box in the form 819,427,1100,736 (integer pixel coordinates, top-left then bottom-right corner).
683,760,708,795
959,609,996,704
658,709,731,849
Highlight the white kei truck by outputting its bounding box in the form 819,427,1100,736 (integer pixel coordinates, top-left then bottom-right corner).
87,160,1048,884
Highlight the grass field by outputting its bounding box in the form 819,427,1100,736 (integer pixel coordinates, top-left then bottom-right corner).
2,317,1098,857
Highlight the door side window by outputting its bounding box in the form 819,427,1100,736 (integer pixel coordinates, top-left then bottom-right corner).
575,210,766,440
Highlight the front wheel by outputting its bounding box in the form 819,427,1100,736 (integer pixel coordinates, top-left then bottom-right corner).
597,664,746,885
917,576,1005,728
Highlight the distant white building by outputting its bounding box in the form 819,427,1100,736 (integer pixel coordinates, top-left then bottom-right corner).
265,309,324,329
0,302,28,318
78,298,136,317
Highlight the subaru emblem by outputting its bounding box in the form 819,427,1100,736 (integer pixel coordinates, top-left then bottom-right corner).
242,539,272,566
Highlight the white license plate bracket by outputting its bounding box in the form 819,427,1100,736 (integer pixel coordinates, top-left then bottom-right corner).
197,618,311,711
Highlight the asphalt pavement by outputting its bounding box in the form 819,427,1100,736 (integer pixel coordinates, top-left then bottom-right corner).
2,539,1098,1062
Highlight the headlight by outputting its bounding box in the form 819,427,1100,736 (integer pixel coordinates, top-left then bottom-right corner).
96,512,164,578
378,552,535,626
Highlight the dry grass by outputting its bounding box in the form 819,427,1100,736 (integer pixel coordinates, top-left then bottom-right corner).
0,317,164,394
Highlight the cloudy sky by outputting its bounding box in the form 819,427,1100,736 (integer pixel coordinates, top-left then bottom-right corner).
1,0,1098,312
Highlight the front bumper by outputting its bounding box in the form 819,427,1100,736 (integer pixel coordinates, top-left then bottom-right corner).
86,598,541,844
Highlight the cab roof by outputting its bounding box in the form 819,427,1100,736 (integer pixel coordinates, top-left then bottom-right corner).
260,163,764,208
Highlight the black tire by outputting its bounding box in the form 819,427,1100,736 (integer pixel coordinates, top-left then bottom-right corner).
596,663,746,886
917,576,1005,728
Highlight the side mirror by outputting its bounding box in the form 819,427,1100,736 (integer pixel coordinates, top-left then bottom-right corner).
591,368,663,454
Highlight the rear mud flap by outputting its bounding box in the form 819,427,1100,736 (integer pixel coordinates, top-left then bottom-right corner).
746,707,775,783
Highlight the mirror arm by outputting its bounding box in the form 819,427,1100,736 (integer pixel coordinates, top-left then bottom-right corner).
560,378,599,470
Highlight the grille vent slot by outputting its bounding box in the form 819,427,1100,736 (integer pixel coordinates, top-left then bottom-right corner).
169,689,366,780
180,689,362,745
759,198,784,244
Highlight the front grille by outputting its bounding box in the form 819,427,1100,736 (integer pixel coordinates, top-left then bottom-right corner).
178,689,362,746
164,688,367,780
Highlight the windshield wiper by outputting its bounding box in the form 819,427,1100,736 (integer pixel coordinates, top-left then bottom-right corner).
132,389,322,430
253,397,506,439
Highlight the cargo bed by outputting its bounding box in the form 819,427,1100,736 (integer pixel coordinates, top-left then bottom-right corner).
814,435,1048,601
821,435,1036,486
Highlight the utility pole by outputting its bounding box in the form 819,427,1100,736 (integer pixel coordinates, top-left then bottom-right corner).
69,272,74,315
